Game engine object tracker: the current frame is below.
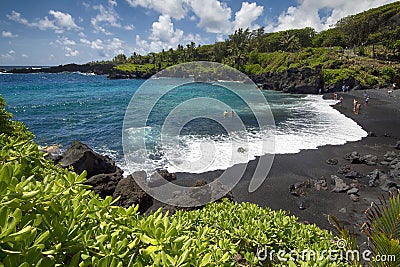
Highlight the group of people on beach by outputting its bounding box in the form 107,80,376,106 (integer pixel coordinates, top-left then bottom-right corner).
333,89,370,115
333,92,344,106
224,110,235,117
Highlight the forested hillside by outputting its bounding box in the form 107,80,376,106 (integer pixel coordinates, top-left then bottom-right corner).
108,2,400,88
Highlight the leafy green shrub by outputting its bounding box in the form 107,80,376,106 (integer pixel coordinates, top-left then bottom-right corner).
243,64,262,75
322,69,356,85
380,67,397,83
0,97,351,266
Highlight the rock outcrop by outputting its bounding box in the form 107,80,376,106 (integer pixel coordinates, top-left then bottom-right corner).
58,141,123,198
250,66,324,94
58,141,117,177
7,63,115,75
112,172,153,212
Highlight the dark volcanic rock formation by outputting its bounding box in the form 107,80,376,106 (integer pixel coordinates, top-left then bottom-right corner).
250,66,324,94
7,63,115,75
59,141,118,177
112,172,153,212
59,141,123,198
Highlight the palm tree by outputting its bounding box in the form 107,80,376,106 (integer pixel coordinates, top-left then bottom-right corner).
331,191,400,266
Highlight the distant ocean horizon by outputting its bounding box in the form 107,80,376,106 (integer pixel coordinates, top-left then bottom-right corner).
0,72,367,174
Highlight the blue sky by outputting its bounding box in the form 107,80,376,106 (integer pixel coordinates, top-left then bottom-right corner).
0,0,397,66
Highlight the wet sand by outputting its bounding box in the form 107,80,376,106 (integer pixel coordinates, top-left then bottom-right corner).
176,88,400,240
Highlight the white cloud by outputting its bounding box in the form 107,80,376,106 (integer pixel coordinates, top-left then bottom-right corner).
189,0,232,33
92,4,121,34
125,0,264,35
21,54,28,58
125,0,187,20
216,34,225,42
83,2,90,9
56,36,76,46
90,1,134,35
234,2,264,30
91,39,104,50
7,10,81,33
82,38,125,58
65,47,79,57
1,50,16,60
124,24,135,30
2,31,18,38
80,38,91,45
49,10,81,30
271,0,398,32
108,37,125,55
136,15,185,52
6,11,29,25
78,32,86,37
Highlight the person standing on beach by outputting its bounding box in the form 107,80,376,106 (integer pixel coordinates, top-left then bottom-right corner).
224,110,228,116
355,102,361,114
365,96,370,105
339,96,343,106
353,98,358,112
231,110,235,117
333,92,337,100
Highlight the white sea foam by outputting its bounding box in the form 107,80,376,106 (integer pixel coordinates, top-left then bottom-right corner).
123,95,367,174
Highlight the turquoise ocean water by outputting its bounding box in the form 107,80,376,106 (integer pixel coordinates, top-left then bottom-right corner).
0,72,367,174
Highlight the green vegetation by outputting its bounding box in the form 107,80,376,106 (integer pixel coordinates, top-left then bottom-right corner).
0,96,353,266
110,2,400,87
331,192,400,266
114,63,157,73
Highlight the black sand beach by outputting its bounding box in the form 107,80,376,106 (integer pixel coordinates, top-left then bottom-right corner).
176,88,400,241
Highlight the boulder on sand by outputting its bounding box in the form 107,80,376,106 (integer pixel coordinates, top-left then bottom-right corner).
331,175,350,193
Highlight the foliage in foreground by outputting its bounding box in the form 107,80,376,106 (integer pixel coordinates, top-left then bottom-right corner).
0,96,348,266
333,192,400,267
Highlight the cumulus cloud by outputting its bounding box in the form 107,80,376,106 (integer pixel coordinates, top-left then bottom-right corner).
56,36,76,46
234,2,264,30
1,50,16,60
89,1,135,35
65,47,79,57
126,0,264,35
271,0,398,32
80,37,125,58
80,38,91,45
91,39,105,50
135,14,185,53
125,0,188,20
2,31,18,38
189,0,232,33
7,10,81,33
49,10,81,30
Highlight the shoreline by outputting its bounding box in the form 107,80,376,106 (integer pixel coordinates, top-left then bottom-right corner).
171,88,400,240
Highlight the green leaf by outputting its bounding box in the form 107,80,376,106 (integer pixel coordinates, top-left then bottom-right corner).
177,249,190,266
68,252,81,267
34,230,50,245
200,253,211,266
0,164,12,195
142,245,159,255
35,257,55,267
139,234,158,245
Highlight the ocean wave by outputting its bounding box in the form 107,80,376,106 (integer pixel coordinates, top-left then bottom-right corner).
123,94,367,174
